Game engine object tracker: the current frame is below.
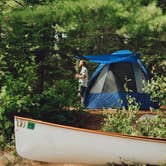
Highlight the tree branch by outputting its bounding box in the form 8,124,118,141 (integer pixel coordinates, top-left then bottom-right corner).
13,0,24,7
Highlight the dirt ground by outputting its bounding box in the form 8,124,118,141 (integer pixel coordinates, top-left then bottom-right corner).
0,151,95,166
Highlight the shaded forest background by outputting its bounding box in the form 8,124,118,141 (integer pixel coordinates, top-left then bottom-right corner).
0,0,166,147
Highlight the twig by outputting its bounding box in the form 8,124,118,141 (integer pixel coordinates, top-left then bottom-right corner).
13,0,24,7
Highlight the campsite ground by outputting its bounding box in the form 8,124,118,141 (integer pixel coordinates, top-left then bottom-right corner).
0,149,93,166
0,150,51,166
0,154,86,166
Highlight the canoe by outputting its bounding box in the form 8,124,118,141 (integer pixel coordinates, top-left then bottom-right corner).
15,116,166,165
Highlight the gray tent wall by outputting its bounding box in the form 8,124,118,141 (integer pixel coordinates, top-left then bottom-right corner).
88,62,146,95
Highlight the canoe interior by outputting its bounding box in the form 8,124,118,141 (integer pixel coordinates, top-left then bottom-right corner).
16,106,166,135
15,116,166,143
17,106,166,131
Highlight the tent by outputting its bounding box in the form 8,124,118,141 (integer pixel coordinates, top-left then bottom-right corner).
83,50,157,110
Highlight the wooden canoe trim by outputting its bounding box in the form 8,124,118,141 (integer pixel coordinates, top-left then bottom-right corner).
15,116,166,143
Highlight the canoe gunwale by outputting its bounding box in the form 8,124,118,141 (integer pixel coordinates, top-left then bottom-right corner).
15,116,166,143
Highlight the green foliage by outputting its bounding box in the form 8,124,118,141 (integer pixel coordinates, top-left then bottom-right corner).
2,0,166,73
157,0,166,13
102,109,166,138
0,0,166,148
102,95,140,135
102,96,166,138
0,77,79,149
136,111,166,137
102,110,137,135
40,79,78,112
0,74,40,149
0,134,7,151
143,74,166,106
23,0,55,6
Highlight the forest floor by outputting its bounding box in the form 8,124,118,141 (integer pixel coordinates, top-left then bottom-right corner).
0,150,54,166
0,149,93,166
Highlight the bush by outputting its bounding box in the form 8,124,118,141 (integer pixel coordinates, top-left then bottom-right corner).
135,110,166,138
143,74,166,106
0,76,79,150
102,109,166,138
40,79,78,111
102,96,139,135
102,95,166,138
0,75,41,150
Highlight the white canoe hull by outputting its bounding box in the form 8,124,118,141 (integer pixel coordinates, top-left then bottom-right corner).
15,116,166,165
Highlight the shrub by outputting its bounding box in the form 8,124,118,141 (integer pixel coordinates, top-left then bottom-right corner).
102,95,139,135
0,76,79,149
40,79,79,112
102,95,166,138
143,74,166,106
0,75,41,150
135,110,166,138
